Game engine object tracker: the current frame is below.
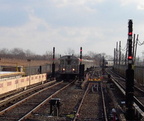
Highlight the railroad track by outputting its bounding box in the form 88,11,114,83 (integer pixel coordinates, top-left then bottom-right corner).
73,82,108,121
0,80,57,111
28,80,85,121
28,81,108,121
0,68,118,121
106,68,144,120
19,68,108,121
0,81,73,121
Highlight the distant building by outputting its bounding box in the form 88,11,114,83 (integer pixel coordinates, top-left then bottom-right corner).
106,60,114,67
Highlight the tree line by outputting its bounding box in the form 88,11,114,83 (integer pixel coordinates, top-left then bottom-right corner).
0,48,53,60
0,48,113,64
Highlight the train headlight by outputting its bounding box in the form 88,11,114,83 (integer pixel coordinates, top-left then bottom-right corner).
62,68,65,71
72,68,75,72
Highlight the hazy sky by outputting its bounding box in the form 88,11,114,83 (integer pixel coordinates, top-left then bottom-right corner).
0,0,144,56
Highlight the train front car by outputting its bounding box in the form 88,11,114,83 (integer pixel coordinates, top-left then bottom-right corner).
58,55,79,81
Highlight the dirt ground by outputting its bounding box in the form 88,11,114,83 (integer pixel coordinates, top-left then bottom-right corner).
0,58,51,67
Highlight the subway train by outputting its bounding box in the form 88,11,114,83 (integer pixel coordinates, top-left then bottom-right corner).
56,55,97,81
57,55,80,81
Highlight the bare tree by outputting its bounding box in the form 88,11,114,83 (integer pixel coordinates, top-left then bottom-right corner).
0,48,10,58
43,51,53,60
25,49,35,58
10,48,26,59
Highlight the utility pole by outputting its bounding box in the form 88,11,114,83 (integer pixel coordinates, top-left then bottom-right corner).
114,48,116,65
133,34,139,65
132,34,136,61
116,42,118,65
125,43,128,65
126,19,134,120
119,41,121,65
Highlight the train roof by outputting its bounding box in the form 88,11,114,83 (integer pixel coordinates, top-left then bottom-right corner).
59,55,78,60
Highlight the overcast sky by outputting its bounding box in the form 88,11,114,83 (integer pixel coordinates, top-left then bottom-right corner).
0,0,144,56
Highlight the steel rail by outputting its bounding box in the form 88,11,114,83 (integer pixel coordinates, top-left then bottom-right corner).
72,83,90,121
0,81,62,115
18,81,74,121
0,80,56,107
106,69,144,119
101,82,108,121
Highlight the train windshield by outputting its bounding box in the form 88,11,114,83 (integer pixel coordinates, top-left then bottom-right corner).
67,60,71,65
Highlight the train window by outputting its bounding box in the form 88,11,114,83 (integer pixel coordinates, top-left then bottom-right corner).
67,60,71,65
73,61,76,64
67,56,71,65
61,60,64,65
73,60,78,64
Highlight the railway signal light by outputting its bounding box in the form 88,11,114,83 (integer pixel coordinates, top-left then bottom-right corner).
128,32,132,36
128,20,133,36
53,47,55,61
126,19,135,120
80,47,82,63
79,47,83,81
128,56,133,60
127,19,133,64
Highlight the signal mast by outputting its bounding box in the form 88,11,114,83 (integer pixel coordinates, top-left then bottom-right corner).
125,19,134,120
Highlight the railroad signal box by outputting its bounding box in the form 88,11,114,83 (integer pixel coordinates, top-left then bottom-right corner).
49,98,61,116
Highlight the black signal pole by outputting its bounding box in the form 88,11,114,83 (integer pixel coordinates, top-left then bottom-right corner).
102,56,105,75
80,47,82,65
52,47,55,79
79,47,82,81
126,19,134,120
